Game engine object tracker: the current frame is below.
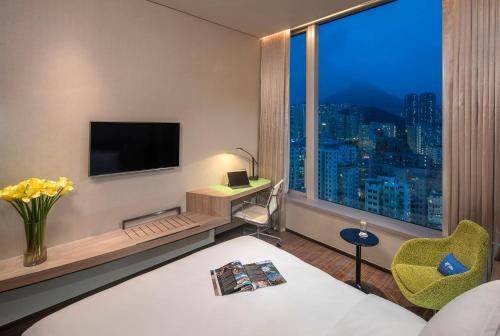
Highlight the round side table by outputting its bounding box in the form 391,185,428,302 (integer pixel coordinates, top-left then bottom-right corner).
340,228,379,293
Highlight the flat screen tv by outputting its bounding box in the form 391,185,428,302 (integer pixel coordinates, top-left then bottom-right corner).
89,122,180,177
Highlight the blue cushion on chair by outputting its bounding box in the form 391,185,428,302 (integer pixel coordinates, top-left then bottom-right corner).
438,253,469,276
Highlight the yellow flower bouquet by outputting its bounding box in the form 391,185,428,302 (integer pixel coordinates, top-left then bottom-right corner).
0,177,74,266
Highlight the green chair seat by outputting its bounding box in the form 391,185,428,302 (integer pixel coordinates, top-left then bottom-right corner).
393,264,444,294
391,220,489,310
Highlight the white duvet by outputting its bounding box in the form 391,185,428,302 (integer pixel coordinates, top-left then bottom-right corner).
24,236,426,336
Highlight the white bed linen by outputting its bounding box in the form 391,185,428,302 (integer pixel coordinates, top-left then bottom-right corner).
332,294,426,336
24,236,425,336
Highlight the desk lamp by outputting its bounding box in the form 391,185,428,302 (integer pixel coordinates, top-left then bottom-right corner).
236,147,258,180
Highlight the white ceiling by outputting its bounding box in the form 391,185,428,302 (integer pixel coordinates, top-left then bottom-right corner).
148,0,367,38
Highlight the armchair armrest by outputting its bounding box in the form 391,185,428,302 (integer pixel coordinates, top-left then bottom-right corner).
392,237,452,268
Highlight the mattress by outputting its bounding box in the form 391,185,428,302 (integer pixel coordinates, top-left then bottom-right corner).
24,236,426,336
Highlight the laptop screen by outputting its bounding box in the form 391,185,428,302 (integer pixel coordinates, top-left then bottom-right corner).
227,170,250,188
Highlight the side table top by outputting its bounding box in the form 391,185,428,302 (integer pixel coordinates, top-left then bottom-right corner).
340,228,379,247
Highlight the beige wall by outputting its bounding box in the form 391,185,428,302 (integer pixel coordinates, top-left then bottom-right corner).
0,0,260,258
286,201,418,270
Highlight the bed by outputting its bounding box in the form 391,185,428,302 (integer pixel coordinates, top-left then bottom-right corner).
24,236,428,336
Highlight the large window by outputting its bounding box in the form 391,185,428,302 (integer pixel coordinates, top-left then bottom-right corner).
289,0,443,230
289,32,307,192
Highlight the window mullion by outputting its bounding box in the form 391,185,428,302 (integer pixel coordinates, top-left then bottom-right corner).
305,24,318,200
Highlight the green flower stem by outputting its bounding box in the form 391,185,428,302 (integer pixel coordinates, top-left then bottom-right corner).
16,194,56,257
9,202,26,221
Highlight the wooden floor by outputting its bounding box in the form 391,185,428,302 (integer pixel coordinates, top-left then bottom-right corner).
218,227,435,320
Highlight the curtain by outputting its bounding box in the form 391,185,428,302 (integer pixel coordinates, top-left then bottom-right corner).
442,0,499,246
258,30,290,231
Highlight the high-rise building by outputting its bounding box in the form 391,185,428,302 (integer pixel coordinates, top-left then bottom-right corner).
318,144,338,202
404,93,419,126
365,178,382,214
405,93,438,158
359,124,376,153
289,139,306,192
369,122,396,138
419,92,437,125
346,107,361,141
407,124,424,154
382,178,411,222
332,106,360,141
364,176,410,221
409,176,428,226
318,104,336,141
427,191,443,229
338,164,359,207
379,123,397,138
318,144,358,204
290,104,306,141
361,122,396,146
425,146,442,166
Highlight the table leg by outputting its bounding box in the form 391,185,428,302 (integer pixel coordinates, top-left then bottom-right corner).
355,245,362,290
344,244,370,293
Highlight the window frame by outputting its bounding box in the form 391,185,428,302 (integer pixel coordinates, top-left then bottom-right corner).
287,0,445,236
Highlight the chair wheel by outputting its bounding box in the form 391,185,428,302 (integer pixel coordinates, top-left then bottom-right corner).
276,242,282,248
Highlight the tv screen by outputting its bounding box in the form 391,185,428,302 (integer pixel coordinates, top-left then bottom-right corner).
89,122,180,177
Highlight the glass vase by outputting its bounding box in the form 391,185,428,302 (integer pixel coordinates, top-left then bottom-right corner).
23,218,47,267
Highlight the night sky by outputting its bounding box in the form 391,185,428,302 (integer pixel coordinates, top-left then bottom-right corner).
290,0,442,106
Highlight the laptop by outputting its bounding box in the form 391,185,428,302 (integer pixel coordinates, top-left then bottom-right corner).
227,170,251,189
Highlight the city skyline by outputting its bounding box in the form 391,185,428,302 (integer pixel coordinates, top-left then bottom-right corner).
290,90,442,230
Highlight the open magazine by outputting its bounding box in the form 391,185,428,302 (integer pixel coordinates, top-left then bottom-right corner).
210,260,286,296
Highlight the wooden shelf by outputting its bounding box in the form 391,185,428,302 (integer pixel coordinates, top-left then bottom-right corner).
0,212,227,293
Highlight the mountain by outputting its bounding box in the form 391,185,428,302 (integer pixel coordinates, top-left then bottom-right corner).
360,106,404,127
322,82,404,117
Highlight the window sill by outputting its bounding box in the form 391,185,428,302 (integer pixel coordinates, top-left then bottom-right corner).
285,192,442,239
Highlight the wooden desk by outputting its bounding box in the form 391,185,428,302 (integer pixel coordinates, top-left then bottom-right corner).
186,178,272,219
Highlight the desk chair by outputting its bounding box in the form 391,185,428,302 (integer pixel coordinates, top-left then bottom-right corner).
233,179,283,247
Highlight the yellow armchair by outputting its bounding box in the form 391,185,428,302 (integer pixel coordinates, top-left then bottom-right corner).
391,220,489,310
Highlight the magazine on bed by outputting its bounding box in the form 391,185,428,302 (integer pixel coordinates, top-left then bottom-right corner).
210,260,286,296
